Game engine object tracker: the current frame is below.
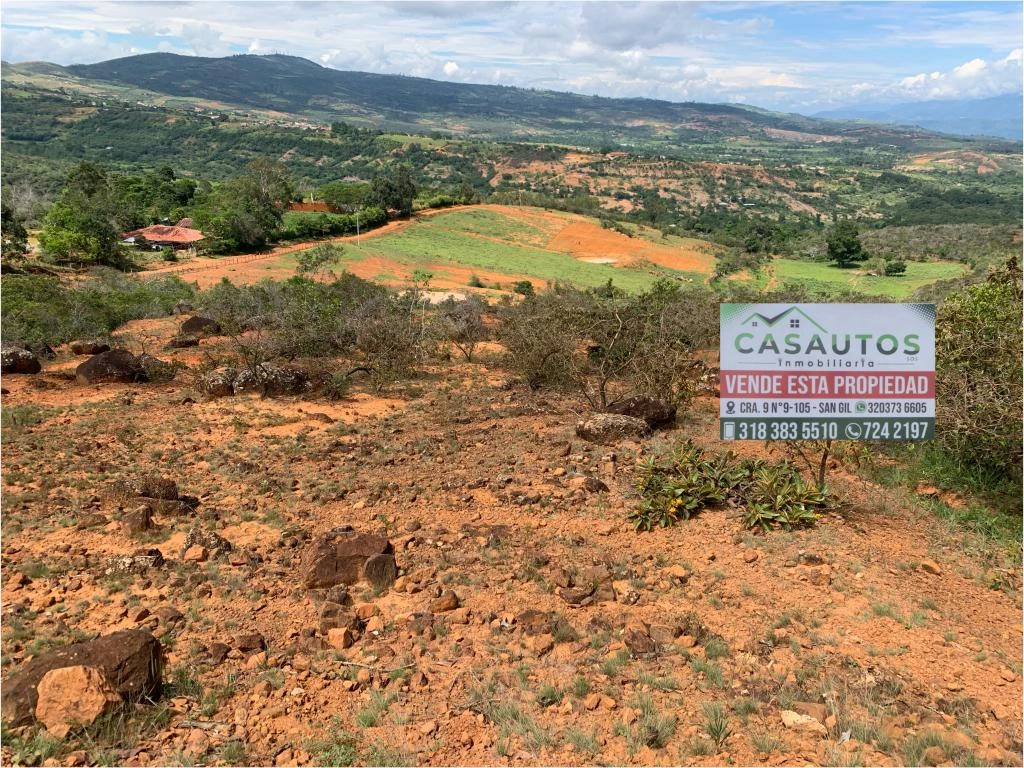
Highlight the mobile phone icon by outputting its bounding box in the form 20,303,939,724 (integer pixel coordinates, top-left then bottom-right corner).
722,422,736,441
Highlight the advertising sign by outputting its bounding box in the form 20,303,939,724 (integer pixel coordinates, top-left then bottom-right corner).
719,303,935,441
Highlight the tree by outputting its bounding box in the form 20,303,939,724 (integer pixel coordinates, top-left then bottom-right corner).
38,162,123,266
369,165,416,216
1,192,29,262
295,243,343,276
319,181,370,212
825,220,866,267
195,160,292,251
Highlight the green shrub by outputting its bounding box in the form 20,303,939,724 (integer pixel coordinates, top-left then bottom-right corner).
935,258,1022,481
1,270,195,346
497,280,716,407
629,439,834,531
512,280,535,297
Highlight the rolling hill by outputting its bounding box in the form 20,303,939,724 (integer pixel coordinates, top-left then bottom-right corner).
8,52,1014,152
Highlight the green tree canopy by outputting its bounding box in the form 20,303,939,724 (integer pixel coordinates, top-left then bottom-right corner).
319,180,370,212
194,159,293,251
825,219,867,267
369,164,416,217
38,162,123,266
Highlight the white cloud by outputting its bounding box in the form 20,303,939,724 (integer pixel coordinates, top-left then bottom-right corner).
886,52,1021,101
0,2,1020,113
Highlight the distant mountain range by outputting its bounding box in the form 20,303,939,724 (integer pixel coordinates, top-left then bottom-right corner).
5,51,1004,151
816,94,1023,141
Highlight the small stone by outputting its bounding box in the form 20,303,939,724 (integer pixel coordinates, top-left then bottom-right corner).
666,565,691,582
743,550,760,563
419,720,438,736
793,701,827,724
1000,668,1017,682
780,709,827,736
183,545,208,563
676,635,697,648
327,627,357,650
919,559,942,576
527,634,554,656
584,693,601,711
430,590,460,613
243,652,266,670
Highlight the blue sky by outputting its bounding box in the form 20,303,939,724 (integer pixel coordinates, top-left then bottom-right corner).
2,2,1021,112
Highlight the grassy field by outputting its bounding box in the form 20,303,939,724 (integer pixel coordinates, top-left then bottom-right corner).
274,207,706,293
771,258,969,298
270,206,974,298
426,207,566,247
356,222,693,292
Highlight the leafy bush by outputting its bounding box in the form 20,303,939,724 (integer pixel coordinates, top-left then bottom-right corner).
512,280,535,297
1,270,195,346
436,295,488,362
935,258,1022,480
629,439,833,531
197,272,431,392
276,207,386,241
497,280,717,407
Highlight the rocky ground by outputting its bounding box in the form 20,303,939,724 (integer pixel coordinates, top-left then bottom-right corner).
1,315,1021,767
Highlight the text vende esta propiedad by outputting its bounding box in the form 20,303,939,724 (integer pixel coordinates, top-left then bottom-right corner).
720,371,934,398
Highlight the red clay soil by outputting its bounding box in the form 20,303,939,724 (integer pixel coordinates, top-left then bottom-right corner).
1,317,1020,766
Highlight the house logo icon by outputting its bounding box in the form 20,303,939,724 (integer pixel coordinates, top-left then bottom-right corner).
740,307,828,333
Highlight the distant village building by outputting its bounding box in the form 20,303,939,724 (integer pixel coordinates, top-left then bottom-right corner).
123,219,205,256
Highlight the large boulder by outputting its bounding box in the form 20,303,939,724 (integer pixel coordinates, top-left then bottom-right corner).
301,527,396,589
110,475,178,501
179,316,221,337
35,665,121,738
71,340,111,356
233,364,310,397
138,353,177,382
1,630,163,727
606,394,676,428
199,367,237,398
575,413,650,445
164,335,200,349
75,349,148,385
1,344,41,375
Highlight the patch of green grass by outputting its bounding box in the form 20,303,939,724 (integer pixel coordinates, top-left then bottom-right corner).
355,692,396,728
732,697,758,723
305,722,359,766
537,683,562,708
565,727,600,758
364,742,414,767
859,444,1022,550
704,637,730,660
571,675,591,698
601,648,631,677
352,212,698,292
901,730,976,766
690,657,725,687
702,701,732,748
771,258,968,298
751,730,784,754
218,741,248,765
637,670,679,691
624,693,677,754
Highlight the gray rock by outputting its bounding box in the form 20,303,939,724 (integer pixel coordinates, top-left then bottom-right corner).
575,413,651,445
